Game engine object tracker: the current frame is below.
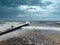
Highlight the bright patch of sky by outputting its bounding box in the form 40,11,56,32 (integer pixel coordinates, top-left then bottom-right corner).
17,0,59,20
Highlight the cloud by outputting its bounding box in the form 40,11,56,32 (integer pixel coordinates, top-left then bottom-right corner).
0,0,54,7
18,5,42,12
16,2,59,20
0,0,60,21
17,3,57,14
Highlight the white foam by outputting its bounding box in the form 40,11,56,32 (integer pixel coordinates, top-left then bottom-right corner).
23,26,60,31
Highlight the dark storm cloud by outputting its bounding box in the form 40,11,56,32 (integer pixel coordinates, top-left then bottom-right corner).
0,0,52,7
0,0,41,6
0,6,25,18
0,0,60,21
0,0,42,19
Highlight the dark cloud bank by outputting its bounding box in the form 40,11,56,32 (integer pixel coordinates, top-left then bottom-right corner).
0,0,60,21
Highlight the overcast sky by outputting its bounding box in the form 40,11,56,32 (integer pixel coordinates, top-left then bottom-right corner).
0,0,60,21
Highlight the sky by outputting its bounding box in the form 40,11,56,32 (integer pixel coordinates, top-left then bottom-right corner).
0,0,60,21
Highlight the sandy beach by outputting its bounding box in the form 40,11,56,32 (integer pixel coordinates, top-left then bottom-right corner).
0,22,60,41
